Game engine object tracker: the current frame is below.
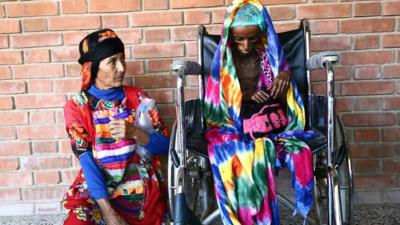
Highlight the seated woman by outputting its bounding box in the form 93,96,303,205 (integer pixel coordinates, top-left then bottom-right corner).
204,0,314,224
62,29,169,225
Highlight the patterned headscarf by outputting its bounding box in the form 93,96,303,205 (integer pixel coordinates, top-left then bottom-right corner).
78,29,124,90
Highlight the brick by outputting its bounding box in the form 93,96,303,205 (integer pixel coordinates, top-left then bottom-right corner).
383,34,400,48
0,189,20,201
310,20,338,34
0,172,32,186
0,97,13,110
24,49,50,63
354,97,381,111
269,6,295,21
102,15,129,28
273,22,300,33
55,110,65,124
54,79,81,93
298,4,351,19
0,159,19,171
382,190,400,203
341,81,394,96
89,0,141,12
22,186,67,201
382,97,400,110
0,5,4,17
0,142,30,156
383,128,400,142
0,203,34,216
341,18,394,33
0,19,21,33
117,30,142,44
172,0,224,8
61,170,79,184
351,143,400,158
132,12,182,26
342,113,396,127
0,127,17,140
353,159,381,173
211,9,225,24
186,42,198,57
354,66,381,80
49,16,101,31
134,75,176,89
66,63,81,77
354,128,380,142
18,125,67,140
59,139,72,154
0,81,26,94
27,79,53,93
185,11,211,25
15,95,66,109
35,202,61,215
354,174,397,188
383,1,400,16
23,18,47,32
63,31,90,46
341,51,393,65
157,104,176,118
126,61,144,75
260,0,306,4
36,171,60,185
148,59,172,72
0,35,8,48
0,111,28,125
144,0,168,10
13,64,64,79
336,98,352,112
145,90,174,103
383,158,400,173
0,66,11,79
354,2,381,17
11,33,62,48
52,47,79,62
132,43,184,58
384,65,400,79
21,156,71,170
6,2,58,17
355,35,380,50
173,27,197,41
310,36,351,51
32,141,58,154
145,29,170,43
62,0,88,14
29,110,55,125
0,51,22,65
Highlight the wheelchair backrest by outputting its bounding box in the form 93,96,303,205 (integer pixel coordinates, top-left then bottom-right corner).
198,23,309,120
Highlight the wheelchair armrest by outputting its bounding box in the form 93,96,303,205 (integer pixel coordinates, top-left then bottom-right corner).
307,51,340,70
171,60,201,76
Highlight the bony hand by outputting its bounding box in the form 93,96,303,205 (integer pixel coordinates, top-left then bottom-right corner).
109,117,136,140
97,199,129,225
251,89,270,103
271,71,290,100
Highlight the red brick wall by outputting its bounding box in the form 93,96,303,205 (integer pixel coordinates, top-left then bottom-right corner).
0,0,399,216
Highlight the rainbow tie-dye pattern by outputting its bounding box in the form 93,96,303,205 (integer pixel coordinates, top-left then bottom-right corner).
203,1,314,224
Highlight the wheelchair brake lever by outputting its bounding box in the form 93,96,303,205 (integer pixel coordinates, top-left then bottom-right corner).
170,148,180,167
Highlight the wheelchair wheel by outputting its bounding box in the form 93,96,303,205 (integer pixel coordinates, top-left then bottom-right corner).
312,117,354,225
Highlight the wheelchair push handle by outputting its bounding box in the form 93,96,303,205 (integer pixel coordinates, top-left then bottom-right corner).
171,60,202,76
307,51,340,70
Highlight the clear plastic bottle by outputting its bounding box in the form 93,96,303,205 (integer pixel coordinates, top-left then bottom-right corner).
135,98,156,163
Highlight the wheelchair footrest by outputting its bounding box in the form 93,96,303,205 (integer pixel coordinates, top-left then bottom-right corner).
173,193,202,225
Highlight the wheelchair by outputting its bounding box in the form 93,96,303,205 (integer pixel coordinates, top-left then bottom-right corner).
168,19,354,225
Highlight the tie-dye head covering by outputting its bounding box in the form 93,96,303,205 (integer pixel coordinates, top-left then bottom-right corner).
78,28,124,90
204,0,295,128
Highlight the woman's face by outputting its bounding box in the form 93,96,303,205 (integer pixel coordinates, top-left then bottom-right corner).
95,52,126,89
231,25,261,56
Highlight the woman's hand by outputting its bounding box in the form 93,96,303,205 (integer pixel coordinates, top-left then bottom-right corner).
250,89,270,103
109,118,149,145
97,199,129,225
271,71,290,100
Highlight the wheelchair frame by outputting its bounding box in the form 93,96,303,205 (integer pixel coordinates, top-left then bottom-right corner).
168,19,354,225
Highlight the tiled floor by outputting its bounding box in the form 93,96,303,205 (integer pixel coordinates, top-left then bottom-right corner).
0,204,399,225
